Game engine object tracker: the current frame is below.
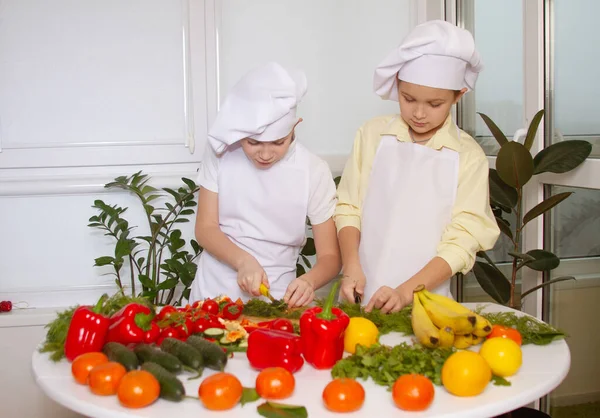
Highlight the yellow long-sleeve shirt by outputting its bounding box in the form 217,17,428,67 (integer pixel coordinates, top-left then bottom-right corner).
334,114,500,275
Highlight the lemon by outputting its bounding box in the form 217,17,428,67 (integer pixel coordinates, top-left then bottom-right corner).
343,317,379,354
479,337,522,377
441,351,492,397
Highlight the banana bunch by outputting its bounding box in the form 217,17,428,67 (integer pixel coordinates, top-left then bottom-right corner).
411,285,492,349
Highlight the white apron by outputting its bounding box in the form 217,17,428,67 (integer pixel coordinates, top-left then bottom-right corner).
359,121,460,304
190,142,309,303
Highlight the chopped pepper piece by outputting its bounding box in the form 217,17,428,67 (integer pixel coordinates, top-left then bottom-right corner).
299,280,349,369
247,328,304,373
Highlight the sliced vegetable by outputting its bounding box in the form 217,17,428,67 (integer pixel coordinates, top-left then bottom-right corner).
204,328,225,339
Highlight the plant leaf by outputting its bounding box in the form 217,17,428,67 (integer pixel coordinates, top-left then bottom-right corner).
522,192,572,226
301,238,316,256
522,249,560,271
296,264,306,277
138,274,155,290
496,217,514,241
489,169,518,209
472,261,511,304
478,113,509,146
508,252,535,262
94,256,115,266
533,140,592,174
157,277,179,290
180,209,195,216
182,288,191,301
300,254,312,268
496,141,534,188
182,177,197,191
523,109,544,151
240,387,260,406
256,402,308,418
521,276,576,300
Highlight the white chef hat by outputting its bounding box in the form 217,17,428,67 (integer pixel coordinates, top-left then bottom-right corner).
373,20,483,101
208,62,307,154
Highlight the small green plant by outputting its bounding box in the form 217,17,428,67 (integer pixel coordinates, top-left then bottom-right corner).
474,110,592,309
88,171,202,305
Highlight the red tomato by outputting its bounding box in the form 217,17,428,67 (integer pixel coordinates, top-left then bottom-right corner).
222,303,243,320
156,305,177,322
192,317,211,334
201,299,220,315
392,374,434,411
487,325,523,346
271,318,294,333
156,327,182,345
173,318,194,338
191,300,204,310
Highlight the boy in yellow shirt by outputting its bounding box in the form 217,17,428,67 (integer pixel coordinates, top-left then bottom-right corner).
334,20,500,313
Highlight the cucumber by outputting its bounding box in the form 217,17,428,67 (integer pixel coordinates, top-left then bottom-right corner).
160,338,204,372
238,340,248,348
186,335,228,371
203,328,225,338
133,343,182,374
141,362,185,402
219,336,233,346
102,342,139,371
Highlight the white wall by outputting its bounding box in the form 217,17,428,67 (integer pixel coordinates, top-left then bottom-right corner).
217,0,408,156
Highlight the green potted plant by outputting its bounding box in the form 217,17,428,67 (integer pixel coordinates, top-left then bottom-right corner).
472,110,592,309
88,171,202,306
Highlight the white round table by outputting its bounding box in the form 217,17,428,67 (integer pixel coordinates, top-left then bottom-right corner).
32,303,570,418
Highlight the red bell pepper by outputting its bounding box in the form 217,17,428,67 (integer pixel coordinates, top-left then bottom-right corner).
299,280,349,370
64,295,110,361
247,328,304,373
106,303,155,345
143,322,161,344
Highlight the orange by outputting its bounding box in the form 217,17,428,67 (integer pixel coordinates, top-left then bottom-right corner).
117,370,160,408
441,350,492,397
322,378,365,412
71,352,109,385
479,337,523,377
256,367,295,400
392,374,435,411
198,372,243,411
88,361,127,396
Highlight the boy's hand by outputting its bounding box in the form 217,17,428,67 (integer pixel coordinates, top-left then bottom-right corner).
284,277,315,308
236,255,268,296
340,263,366,303
364,286,408,314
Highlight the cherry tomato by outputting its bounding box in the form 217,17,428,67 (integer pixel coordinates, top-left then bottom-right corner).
156,326,182,345
201,299,220,315
191,300,204,310
256,367,295,400
487,325,523,346
117,370,160,408
271,318,294,333
322,378,365,412
173,318,194,338
156,305,177,322
192,317,211,334
392,374,434,411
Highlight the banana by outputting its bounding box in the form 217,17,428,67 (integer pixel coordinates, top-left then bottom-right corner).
438,326,455,348
471,315,493,337
471,334,484,345
417,286,492,337
417,291,476,335
453,334,473,349
411,292,440,348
